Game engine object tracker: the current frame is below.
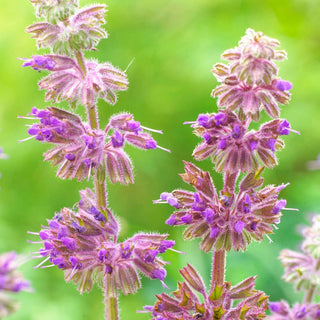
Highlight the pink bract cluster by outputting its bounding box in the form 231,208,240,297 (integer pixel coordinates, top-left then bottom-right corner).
24,107,163,183
30,189,174,295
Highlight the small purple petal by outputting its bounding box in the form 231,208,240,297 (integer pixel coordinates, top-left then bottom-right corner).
145,139,157,149
202,208,215,223
165,215,177,226
232,125,241,139
218,139,227,150
69,257,82,269
197,114,212,128
269,302,282,313
28,124,40,136
62,237,77,251
214,113,227,125
272,199,287,214
144,249,159,263
276,80,293,91
203,132,213,144
160,192,170,201
278,120,290,135
127,120,141,133
181,213,193,224
234,220,246,234
72,222,85,233
151,268,166,280
39,230,50,240
266,138,276,152
65,153,76,161
121,244,132,259
48,220,59,229
158,240,175,253
167,196,180,209
248,139,258,151
111,131,124,148
210,226,219,238
295,306,307,318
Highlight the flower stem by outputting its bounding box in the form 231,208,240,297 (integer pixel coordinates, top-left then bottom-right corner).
303,255,320,304
104,273,119,320
211,249,226,289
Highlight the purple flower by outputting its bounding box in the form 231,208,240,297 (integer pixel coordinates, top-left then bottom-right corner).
30,189,174,294
276,80,293,91
22,55,56,70
191,111,295,173
156,162,289,252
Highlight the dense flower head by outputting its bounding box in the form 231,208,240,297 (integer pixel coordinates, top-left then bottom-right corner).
30,0,79,23
155,162,288,252
189,110,292,173
268,301,320,320
22,54,128,106
143,264,268,319
27,5,108,54
211,29,291,121
0,252,32,318
23,107,165,183
29,188,174,294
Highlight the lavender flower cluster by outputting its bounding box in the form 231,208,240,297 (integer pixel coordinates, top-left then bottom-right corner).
145,29,297,319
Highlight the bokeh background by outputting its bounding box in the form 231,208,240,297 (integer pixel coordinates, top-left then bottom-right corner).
1,0,320,318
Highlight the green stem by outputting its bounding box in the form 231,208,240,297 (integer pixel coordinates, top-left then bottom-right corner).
104,273,119,320
77,49,115,318
303,255,320,304
211,249,226,289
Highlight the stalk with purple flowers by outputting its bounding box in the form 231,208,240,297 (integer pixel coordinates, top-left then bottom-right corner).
21,1,172,319
145,29,297,319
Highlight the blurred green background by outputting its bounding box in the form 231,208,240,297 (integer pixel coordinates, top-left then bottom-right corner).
1,0,320,318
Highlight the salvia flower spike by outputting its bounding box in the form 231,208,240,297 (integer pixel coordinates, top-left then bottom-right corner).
148,29,296,319
22,1,171,319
